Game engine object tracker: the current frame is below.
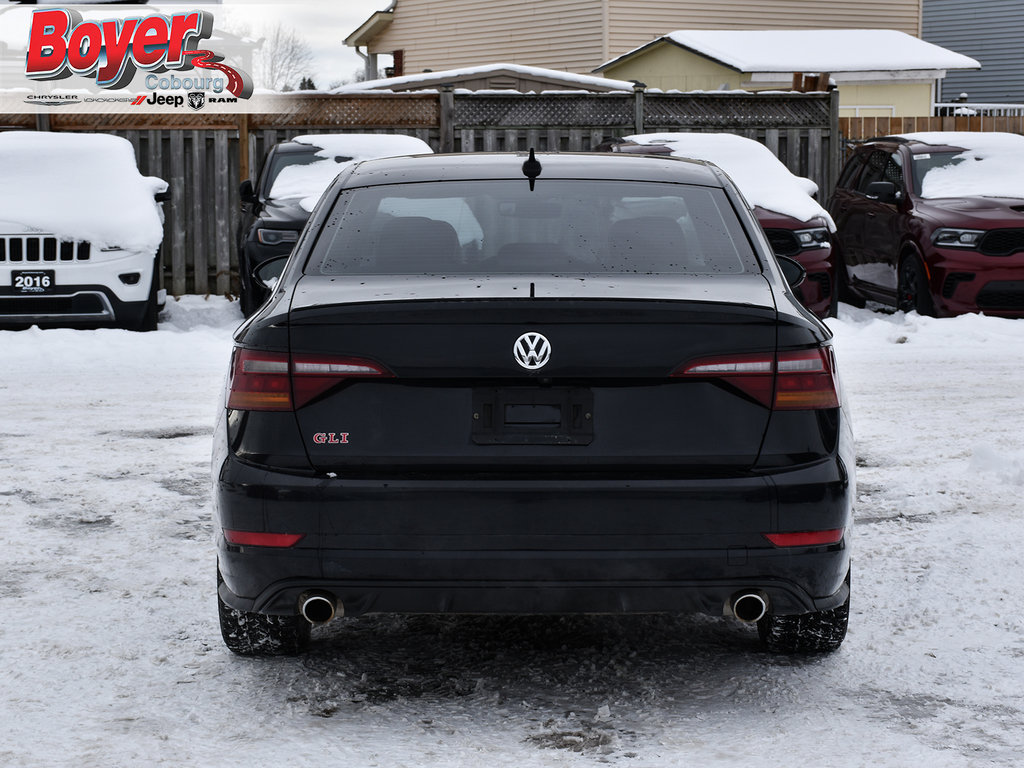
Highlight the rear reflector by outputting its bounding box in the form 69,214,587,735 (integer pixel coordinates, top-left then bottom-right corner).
227,348,393,411
224,530,304,548
674,346,839,410
763,529,844,547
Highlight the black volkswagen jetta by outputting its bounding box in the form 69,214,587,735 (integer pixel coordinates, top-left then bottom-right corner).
214,151,854,656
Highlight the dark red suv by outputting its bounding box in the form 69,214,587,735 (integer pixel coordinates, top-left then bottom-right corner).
829,133,1024,317
599,135,837,318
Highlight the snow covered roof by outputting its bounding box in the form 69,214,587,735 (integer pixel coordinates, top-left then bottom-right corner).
599,30,980,75
270,133,433,212
0,131,166,251
623,132,834,229
334,63,637,94
897,132,1024,199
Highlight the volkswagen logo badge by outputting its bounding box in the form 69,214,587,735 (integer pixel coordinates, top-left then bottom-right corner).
513,332,551,370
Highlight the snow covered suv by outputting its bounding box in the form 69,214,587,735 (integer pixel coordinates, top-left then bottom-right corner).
0,132,167,331
830,132,1024,317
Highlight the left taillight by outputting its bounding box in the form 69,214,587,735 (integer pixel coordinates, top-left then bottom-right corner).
227,348,393,411
674,346,840,410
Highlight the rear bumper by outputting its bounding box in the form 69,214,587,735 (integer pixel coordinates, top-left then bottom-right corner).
215,453,853,619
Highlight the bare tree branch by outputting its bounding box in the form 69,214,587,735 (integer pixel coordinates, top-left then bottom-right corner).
253,24,315,92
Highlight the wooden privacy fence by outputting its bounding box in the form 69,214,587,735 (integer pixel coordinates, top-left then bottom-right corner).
839,114,1024,158
3,89,838,296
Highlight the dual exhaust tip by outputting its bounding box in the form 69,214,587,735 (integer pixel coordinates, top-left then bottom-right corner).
301,590,766,626
730,591,768,623
299,592,341,625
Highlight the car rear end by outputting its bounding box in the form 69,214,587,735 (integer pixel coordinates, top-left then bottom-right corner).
214,153,853,650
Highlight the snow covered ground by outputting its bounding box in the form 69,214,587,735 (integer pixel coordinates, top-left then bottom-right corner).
1,297,1022,767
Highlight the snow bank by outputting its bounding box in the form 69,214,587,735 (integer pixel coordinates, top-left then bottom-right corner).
898,132,1024,199
269,133,433,212
0,131,167,251
625,132,834,228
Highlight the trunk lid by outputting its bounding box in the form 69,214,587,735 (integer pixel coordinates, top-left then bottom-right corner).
288,274,779,474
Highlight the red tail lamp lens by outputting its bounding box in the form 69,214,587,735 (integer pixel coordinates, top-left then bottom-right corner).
775,348,840,410
763,529,845,547
674,346,839,410
224,530,304,547
226,348,393,411
291,354,392,409
227,350,291,411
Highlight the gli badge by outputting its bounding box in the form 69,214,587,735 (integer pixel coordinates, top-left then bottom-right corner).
312,432,349,445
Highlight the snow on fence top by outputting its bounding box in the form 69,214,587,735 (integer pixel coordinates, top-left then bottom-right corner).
269,133,433,212
334,63,637,93
898,132,1024,200
624,132,834,228
0,131,167,252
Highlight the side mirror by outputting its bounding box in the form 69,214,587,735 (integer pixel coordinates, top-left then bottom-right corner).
239,179,258,205
253,254,289,290
777,255,806,289
865,180,901,204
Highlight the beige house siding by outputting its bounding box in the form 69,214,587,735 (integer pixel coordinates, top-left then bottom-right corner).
361,0,922,75
603,47,936,118
601,43,744,92
606,0,922,59
370,0,606,75
834,83,934,117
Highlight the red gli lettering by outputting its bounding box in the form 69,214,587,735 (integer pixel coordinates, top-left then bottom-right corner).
312,432,349,445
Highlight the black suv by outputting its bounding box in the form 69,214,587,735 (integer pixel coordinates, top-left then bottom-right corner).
215,151,854,657
829,133,1024,316
236,134,432,316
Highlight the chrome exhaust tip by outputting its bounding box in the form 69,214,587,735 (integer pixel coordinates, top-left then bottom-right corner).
299,592,339,625
731,592,768,623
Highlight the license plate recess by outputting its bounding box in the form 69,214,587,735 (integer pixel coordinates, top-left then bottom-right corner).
472,387,594,445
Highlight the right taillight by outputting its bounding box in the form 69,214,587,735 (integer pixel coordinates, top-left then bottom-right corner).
227,348,393,411
674,346,839,410
774,347,840,410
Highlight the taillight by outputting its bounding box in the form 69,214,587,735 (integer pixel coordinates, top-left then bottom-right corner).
763,529,845,547
227,348,393,411
674,346,839,410
774,348,840,410
227,350,291,411
224,529,304,547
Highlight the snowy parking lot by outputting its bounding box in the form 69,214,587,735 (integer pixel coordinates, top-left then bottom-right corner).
1,297,1022,767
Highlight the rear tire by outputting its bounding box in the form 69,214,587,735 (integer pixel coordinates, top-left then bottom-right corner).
757,589,849,654
897,255,935,316
217,574,310,656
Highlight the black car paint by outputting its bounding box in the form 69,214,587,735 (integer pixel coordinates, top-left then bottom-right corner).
215,152,853,643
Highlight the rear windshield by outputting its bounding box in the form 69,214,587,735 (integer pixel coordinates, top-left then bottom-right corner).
308,180,759,275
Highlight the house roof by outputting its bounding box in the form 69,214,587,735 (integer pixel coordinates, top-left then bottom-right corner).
597,29,980,75
344,7,394,48
334,63,638,93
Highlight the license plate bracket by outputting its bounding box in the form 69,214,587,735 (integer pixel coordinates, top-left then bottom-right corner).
472,387,594,445
12,270,55,294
